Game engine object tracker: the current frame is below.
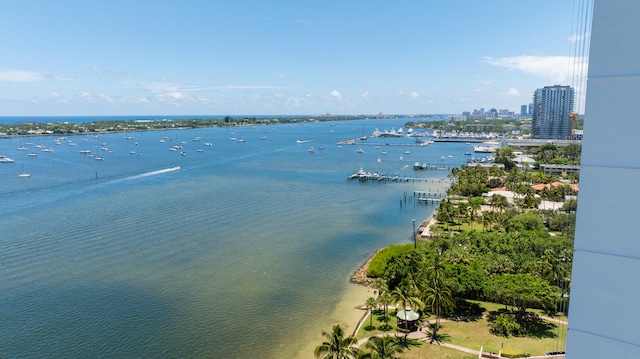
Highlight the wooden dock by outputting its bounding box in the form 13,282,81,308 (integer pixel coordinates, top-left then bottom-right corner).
348,169,452,184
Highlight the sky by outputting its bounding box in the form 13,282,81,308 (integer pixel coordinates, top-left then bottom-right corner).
0,0,592,117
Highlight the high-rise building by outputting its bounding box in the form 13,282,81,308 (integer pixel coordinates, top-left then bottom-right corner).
566,1,640,358
531,85,575,139
520,104,528,117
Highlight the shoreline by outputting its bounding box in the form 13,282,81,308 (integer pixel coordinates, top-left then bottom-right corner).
350,217,435,287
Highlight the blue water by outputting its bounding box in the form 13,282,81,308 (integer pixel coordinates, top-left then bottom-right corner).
0,118,471,358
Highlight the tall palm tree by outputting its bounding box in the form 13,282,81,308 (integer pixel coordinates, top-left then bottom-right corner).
421,257,455,343
372,278,388,299
359,336,405,359
365,297,378,329
378,291,394,327
391,285,423,332
314,324,359,359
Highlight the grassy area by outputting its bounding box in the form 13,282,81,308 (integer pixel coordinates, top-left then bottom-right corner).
438,318,566,356
356,300,567,357
400,343,477,359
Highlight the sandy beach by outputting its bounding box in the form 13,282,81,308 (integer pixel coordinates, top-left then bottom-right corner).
297,281,374,358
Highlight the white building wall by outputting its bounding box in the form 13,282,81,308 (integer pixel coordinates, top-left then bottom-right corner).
566,0,640,358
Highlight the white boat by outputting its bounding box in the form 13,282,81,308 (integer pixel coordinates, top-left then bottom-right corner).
18,172,30,178
309,147,316,153
404,150,411,154
27,153,38,157
1,157,15,163
17,146,28,151
356,148,364,153
204,142,213,146
381,151,388,155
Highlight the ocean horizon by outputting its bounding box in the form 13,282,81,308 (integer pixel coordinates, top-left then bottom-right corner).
0,117,470,358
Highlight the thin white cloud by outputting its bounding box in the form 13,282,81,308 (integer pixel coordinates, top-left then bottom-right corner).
359,88,369,98
398,88,419,100
0,70,45,82
483,55,587,84
568,32,591,43
50,92,66,103
98,94,116,103
506,88,520,96
330,90,342,99
212,85,288,90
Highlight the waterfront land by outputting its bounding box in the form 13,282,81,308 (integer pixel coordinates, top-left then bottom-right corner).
328,158,577,358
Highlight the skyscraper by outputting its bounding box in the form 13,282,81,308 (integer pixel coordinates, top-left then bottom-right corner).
531,85,575,139
566,1,640,357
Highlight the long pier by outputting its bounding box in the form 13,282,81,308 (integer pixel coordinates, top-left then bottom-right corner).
348,169,452,185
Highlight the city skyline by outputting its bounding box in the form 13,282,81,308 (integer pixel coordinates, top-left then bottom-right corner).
1,1,590,116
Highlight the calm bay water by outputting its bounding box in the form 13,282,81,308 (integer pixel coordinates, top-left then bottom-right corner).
0,118,471,358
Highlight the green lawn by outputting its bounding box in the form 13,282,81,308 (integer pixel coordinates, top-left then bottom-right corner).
400,343,477,359
437,318,566,356
356,300,567,357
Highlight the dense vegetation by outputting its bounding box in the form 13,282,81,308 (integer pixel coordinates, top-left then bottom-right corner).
0,114,377,136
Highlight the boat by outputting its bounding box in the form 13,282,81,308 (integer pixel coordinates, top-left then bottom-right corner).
1,157,15,163
474,145,497,153
414,162,427,170
377,158,381,164
27,153,38,157
204,142,213,146
381,151,388,155
79,150,91,154
18,172,31,178
236,139,246,143
356,148,364,153
404,150,411,154
17,146,28,151
308,147,316,153
196,149,205,153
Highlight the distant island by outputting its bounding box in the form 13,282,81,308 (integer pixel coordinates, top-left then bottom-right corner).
0,114,443,137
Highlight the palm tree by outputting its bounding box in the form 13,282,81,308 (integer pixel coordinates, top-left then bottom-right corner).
372,278,388,299
365,297,378,329
421,257,455,343
314,324,359,359
377,291,394,328
391,285,423,332
359,336,405,359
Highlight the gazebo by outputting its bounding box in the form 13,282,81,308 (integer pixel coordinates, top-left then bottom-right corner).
396,307,420,332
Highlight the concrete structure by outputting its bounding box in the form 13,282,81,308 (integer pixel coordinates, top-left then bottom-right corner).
539,164,580,176
532,85,575,139
566,1,640,358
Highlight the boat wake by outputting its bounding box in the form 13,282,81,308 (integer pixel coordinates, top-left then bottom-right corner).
124,166,181,181
296,139,312,144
